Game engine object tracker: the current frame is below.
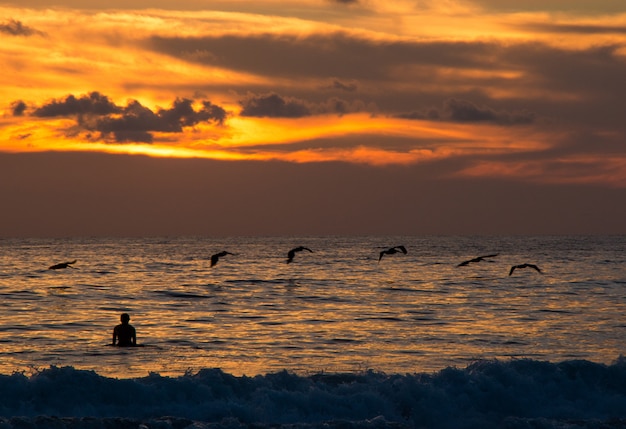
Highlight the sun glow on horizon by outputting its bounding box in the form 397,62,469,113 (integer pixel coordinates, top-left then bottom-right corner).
0,109,557,168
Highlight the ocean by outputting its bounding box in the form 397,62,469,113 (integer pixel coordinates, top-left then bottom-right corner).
0,235,625,428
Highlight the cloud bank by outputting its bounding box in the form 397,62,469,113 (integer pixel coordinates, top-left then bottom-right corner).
21,92,226,143
1,3,625,188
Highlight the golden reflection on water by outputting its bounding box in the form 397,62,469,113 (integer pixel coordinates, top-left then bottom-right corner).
1,236,625,378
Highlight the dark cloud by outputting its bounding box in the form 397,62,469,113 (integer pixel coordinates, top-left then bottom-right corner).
467,0,626,14
0,19,43,36
33,92,121,117
239,93,311,118
199,101,228,124
106,129,154,144
11,100,27,116
28,92,227,143
327,79,358,92
147,33,501,81
239,92,369,118
397,98,535,125
444,98,535,125
92,100,159,143
503,44,626,127
94,98,227,143
147,33,626,121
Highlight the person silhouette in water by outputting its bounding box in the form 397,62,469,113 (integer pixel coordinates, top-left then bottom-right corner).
112,313,137,346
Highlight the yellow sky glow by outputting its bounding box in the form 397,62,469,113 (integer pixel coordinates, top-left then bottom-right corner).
1,2,625,187
1,111,553,168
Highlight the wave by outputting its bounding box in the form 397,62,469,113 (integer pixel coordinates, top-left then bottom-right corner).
1,358,626,428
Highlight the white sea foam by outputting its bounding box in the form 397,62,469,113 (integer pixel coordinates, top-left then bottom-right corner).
1,358,626,428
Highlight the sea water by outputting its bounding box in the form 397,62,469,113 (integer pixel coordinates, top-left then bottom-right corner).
0,235,625,428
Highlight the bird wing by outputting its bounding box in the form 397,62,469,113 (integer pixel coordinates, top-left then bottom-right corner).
49,261,75,269
509,266,517,276
397,246,407,254
458,255,484,266
210,254,219,267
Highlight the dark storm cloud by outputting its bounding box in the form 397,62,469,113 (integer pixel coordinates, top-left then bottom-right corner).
11,100,27,116
94,98,227,143
145,31,626,139
146,33,626,105
502,43,626,118
397,98,536,125
92,100,159,143
147,33,497,81
239,92,368,118
0,19,43,36
27,92,227,143
33,92,121,117
239,93,311,118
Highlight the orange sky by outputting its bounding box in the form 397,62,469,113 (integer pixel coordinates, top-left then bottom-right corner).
1,0,625,236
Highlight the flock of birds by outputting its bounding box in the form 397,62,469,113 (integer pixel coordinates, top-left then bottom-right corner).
456,253,542,276
48,246,542,276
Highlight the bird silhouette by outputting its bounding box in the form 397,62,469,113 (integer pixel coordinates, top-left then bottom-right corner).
457,254,499,267
378,245,407,262
48,260,77,270
509,263,542,276
210,251,235,267
287,246,313,264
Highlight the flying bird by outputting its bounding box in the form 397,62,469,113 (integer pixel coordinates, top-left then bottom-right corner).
287,246,313,264
210,251,235,267
457,254,499,267
509,263,542,276
48,260,77,270
378,245,407,262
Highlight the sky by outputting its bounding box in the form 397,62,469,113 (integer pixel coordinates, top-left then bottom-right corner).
1,0,626,237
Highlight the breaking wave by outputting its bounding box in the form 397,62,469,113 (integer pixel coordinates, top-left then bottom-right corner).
2,357,626,428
